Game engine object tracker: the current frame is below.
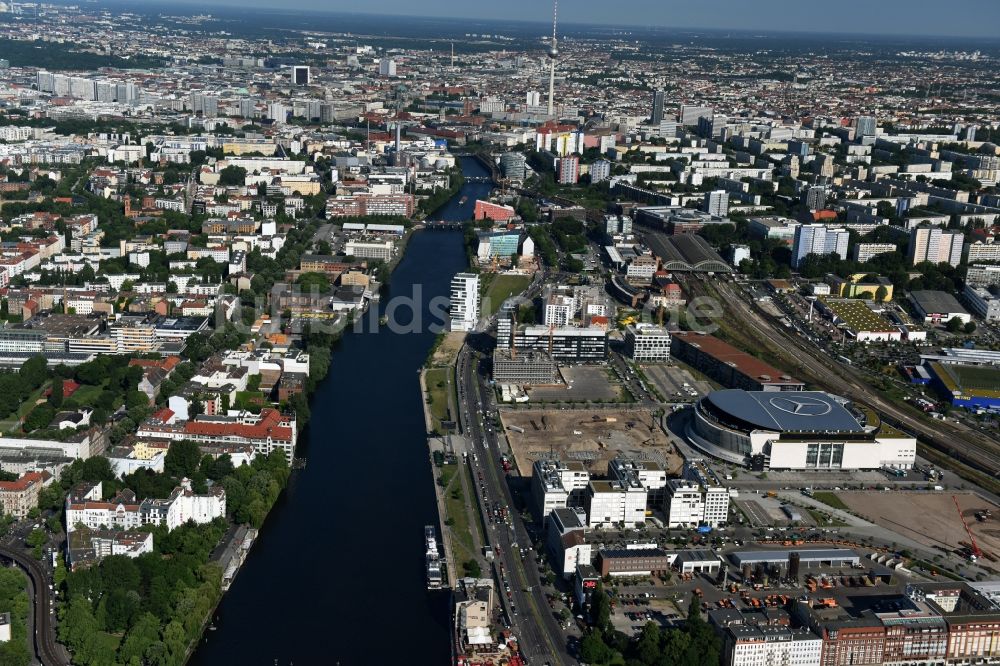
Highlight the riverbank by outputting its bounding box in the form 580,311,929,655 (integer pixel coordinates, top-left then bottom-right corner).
190,158,490,666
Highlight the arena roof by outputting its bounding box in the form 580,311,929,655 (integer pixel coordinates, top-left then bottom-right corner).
704,390,864,433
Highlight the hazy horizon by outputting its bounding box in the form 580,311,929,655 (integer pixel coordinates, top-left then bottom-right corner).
159,0,1000,40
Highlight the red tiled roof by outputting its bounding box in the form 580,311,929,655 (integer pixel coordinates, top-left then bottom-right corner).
0,471,50,492
182,408,293,443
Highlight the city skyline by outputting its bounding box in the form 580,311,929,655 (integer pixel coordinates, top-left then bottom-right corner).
172,0,1000,39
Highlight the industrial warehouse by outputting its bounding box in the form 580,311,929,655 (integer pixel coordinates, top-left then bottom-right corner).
685,389,917,470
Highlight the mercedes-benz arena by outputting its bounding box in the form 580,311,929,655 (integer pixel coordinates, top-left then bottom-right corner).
686,389,916,470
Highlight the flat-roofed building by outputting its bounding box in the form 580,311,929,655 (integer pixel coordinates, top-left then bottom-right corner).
584,479,647,529
624,324,671,362
597,547,672,577
671,331,804,391
531,459,590,522
512,325,608,362
546,507,591,578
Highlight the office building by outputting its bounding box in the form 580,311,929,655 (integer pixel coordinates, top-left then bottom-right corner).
679,104,713,126
499,152,527,181
908,227,964,268
379,58,397,76
291,65,310,85
624,324,671,362
664,479,730,528
583,479,647,529
856,115,877,139
449,273,480,332
704,190,730,217
558,156,580,185
531,459,590,522
609,457,667,509
526,90,541,107
651,89,665,125
512,325,608,362
546,507,591,578
792,224,850,268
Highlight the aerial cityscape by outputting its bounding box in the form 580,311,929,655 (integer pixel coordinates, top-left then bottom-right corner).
0,1,997,665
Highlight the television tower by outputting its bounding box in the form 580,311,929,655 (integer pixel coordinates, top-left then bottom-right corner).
547,0,559,117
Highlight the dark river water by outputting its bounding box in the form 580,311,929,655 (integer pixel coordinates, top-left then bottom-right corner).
189,157,491,665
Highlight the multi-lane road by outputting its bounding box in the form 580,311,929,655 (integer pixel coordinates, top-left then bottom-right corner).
0,545,66,665
457,343,572,666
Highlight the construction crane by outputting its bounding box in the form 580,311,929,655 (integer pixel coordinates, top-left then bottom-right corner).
953,495,983,561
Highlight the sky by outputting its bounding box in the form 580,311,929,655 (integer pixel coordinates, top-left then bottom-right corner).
192,0,1000,39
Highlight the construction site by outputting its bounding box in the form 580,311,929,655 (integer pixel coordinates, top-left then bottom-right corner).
499,408,684,478
837,491,1000,567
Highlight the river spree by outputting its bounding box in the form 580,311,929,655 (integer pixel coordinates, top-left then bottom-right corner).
190,157,491,664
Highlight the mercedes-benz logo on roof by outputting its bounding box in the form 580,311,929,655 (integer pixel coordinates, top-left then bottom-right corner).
768,396,833,417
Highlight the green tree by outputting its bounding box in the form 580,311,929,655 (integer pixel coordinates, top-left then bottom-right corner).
964,321,977,334
165,440,202,478
946,316,964,333
218,165,247,186
49,379,64,408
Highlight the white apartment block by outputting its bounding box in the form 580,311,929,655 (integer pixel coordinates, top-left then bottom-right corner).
908,227,963,268
450,273,480,332
967,264,1000,288
344,240,393,262
966,241,1000,264
65,480,225,534
852,243,897,263
724,626,823,666
584,480,647,529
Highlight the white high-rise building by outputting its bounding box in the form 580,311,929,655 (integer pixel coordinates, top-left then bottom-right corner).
526,90,541,107
704,190,730,217
908,227,963,268
379,58,397,77
450,273,480,332
267,102,287,123
792,224,850,268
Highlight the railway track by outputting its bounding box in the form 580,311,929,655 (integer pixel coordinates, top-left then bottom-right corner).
685,277,1000,481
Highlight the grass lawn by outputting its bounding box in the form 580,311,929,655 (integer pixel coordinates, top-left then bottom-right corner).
424,368,452,431
68,383,103,407
805,508,848,528
442,464,475,556
812,492,850,512
481,274,532,317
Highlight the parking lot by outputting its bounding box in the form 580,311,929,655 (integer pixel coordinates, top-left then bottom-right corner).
642,364,712,402
527,365,624,402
